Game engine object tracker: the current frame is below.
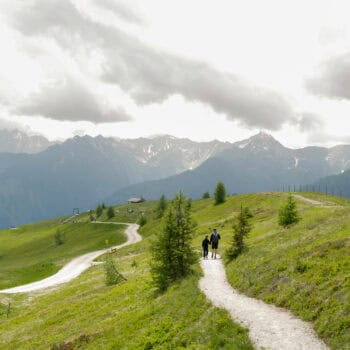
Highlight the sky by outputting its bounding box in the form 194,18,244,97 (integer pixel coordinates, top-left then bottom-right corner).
1,0,350,148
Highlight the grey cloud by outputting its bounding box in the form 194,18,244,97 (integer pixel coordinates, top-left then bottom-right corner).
306,53,350,100
10,0,296,130
0,118,26,132
16,77,131,123
298,113,324,132
96,0,144,24
307,131,350,145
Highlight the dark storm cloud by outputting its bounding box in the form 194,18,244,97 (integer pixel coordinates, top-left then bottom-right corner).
96,0,144,24
306,52,350,100
16,77,131,123
9,0,296,129
298,113,324,132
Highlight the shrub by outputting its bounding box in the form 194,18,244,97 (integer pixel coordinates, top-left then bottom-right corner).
138,215,147,226
54,229,64,246
244,206,254,218
202,192,210,199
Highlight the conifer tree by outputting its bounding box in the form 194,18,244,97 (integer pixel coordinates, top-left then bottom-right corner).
138,215,147,226
226,206,252,261
107,206,115,219
214,181,226,205
202,192,210,199
278,194,300,227
104,254,126,286
156,194,167,218
96,204,103,218
151,192,197,291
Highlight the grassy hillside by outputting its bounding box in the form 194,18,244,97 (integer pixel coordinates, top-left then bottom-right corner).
136,192,349,349
189,192,349,349
0,218,126,289
0,213,253,349
0,192,348,349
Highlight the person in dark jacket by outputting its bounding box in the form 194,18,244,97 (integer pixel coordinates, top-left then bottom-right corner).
202,235,211,259
210,228,221,259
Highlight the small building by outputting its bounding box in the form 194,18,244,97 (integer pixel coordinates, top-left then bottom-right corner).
128,197,146,204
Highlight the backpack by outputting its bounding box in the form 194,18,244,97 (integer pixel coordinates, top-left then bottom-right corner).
211,232,219,243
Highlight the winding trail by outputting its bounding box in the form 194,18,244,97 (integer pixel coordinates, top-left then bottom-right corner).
293,194,342,209
200,257,329,350
199,194,332,350
0,222,141,294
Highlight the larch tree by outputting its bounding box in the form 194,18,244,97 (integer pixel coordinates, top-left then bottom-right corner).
151,192,197,292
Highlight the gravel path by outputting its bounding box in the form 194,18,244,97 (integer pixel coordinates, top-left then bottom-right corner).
0,222,141,294
293,194,342,208
199,257,329,350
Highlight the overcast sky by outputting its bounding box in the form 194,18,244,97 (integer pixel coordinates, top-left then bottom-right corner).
1,0,350,147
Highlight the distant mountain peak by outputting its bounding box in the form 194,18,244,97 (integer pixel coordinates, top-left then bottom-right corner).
0,128,56,154
234,132,285,152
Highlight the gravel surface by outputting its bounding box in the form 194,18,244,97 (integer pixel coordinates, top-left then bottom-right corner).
200,257,329,350
0,222,141,294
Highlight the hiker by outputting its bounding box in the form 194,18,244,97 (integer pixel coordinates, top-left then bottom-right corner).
210,228,221,259
202,235,211,259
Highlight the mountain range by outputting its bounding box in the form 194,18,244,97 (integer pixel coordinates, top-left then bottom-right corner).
106,132,350,203
1,130,350,228
0,129,56,154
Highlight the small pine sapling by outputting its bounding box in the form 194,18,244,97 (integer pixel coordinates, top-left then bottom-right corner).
104,254,126,286
278,194,300,227
225,206,252,261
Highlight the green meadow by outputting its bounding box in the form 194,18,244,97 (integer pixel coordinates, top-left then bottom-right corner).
0,215,252,349
0,192,349,349
0,220,126,289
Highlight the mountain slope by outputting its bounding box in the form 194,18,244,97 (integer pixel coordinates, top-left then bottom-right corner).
107,132,350,203
4,131,350,228
0,136,153,227
119,135,231,177
313,167,350,197
0,129,55,153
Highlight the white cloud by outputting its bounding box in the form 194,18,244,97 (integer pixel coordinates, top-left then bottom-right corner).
5,0,297,130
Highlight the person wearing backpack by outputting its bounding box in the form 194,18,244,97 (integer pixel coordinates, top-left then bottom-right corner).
210,228,221,259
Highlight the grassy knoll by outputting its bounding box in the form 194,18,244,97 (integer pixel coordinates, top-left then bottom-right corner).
0,235,253,349
0,221,126,289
